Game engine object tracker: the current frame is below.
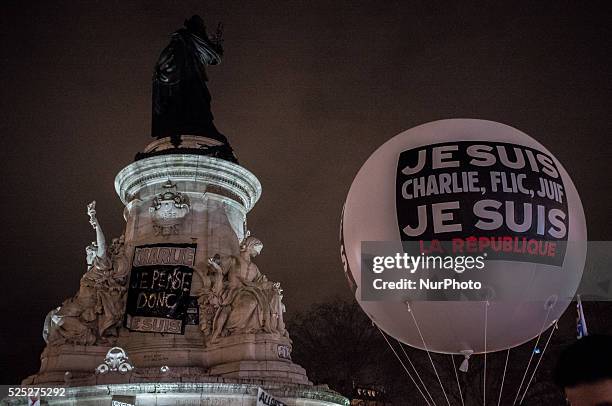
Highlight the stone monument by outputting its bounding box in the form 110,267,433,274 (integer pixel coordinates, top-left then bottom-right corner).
18,15,347,406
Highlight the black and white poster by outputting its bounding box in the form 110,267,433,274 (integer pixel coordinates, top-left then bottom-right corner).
124,243,196,334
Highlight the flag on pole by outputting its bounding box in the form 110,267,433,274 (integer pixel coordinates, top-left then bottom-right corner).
576,295,588,339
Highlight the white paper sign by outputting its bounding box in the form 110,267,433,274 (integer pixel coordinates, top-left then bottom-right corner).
257,388,287,406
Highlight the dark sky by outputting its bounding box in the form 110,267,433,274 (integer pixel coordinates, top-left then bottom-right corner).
1,0,610,384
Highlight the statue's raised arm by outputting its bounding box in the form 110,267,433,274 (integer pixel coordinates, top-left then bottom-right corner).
86,201,107,263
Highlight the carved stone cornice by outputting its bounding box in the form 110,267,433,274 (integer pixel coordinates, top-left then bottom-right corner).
114,154,261,213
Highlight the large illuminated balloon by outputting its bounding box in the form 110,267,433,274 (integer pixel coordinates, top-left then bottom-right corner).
341,119,586,354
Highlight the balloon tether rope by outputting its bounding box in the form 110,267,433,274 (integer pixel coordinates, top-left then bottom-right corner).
519,321,558,404
375,323,432,406
398,338,436,405
512,304,553,405
451,354,465,406
484,301,489,406
497,349,510,406
406,302,451,406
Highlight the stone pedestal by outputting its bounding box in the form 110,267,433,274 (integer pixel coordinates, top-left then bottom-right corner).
22,137,347,405
26,333,308,385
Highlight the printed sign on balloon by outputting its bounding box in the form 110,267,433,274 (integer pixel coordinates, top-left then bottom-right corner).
396,141,568,265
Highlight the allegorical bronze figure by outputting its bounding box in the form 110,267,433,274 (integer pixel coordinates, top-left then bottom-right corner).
150,15,236,162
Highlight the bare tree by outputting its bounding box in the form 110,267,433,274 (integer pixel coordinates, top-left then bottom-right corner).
286,298,594,405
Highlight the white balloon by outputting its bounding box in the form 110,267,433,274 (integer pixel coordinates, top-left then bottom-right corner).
341,119,586,354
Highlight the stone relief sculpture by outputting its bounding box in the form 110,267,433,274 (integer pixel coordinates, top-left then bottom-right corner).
43,202,129,346
95,347,134,375
195,233,288,345
149,182,191,236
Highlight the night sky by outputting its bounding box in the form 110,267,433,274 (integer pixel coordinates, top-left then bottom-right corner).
1,1,610,384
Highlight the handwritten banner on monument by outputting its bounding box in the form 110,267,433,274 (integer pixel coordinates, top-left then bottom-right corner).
124,243,196,334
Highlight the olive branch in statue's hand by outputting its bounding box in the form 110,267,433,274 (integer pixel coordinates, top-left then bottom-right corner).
211,22,223,44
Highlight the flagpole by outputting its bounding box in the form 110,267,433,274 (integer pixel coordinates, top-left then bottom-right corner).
576,294,589,339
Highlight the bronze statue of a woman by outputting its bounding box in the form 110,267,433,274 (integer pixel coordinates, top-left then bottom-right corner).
151,15,235,161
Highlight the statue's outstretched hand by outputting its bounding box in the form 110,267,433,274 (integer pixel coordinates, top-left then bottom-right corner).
207,256,222,272
215,23,223,41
